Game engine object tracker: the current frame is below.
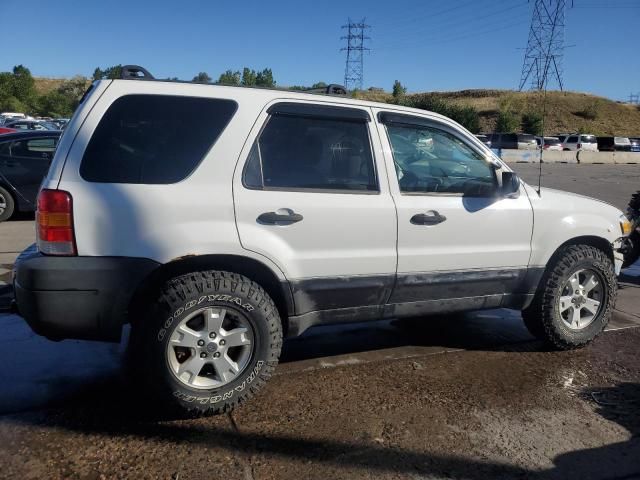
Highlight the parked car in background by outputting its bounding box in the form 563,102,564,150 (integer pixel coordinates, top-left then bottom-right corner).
489,133,537,150
597,136,632,152
4,120,58,131
0,113,28,125
535,136,562,151
561,134,598,152
475,134,491,148
0,127,17,135
630,138,640,153
0,130,62,221
52,118,70,129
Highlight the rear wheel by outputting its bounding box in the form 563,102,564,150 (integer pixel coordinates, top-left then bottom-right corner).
0,186,15,222
522,245,617,349
129,270,283,417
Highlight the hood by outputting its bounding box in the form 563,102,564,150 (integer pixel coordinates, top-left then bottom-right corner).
539,187,622,213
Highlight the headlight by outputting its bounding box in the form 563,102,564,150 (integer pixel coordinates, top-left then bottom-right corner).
620,215,633,235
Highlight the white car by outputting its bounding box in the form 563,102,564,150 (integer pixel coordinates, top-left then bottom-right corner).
535,136,563,151
561,134,599,151
12,65,633,417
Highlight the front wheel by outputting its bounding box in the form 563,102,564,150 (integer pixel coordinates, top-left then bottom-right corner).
129,270,283,417
522,245,617,350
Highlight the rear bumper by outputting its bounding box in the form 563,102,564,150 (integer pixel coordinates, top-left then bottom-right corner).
13,246,159,342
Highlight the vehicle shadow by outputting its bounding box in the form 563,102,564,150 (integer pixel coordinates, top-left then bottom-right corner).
281,309,543,363
545,382,640,479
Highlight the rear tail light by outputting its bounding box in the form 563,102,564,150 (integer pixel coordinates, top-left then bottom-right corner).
36,189,76,256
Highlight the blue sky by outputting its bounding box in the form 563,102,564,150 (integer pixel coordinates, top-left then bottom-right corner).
1,0,638,100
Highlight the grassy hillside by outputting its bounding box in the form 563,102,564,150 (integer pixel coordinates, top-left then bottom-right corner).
356,89,640,136
34,78,640,136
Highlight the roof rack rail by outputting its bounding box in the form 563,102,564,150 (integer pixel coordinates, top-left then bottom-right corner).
120,65,155,80
306,84,348,96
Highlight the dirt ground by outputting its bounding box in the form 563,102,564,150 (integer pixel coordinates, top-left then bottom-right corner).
0,326,638,480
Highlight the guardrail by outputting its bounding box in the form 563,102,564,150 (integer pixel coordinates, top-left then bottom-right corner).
495,149,640,164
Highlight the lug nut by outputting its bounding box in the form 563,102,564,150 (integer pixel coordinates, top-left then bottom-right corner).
209,332,216,339
219,340,226,346
213,352,220,358
197,340,205,346
200,352,207,358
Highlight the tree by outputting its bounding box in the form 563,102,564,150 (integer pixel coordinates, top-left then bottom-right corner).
241,68,257,86
57,76,89,100
92,65,123,80
217,70,241,86
255,68,275,87
311,82,328,89
521,112,543,135
192,72,212,83
11,65,35,103
496,109,520,133
392,80,406,98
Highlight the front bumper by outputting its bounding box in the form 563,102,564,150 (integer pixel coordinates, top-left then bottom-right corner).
13,245,159,342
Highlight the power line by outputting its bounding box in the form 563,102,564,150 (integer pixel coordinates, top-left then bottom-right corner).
341,18,370,91
519,0,567,92
375,2,529,47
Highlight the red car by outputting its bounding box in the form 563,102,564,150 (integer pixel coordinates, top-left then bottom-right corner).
0,127,17,135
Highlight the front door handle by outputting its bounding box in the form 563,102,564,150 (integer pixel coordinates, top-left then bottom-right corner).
257,208,304,225
411,211,447,225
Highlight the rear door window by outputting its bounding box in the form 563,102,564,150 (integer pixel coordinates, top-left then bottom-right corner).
80,95,237,184
243,106,377,192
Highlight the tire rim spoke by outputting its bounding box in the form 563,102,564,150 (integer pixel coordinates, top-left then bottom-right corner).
222,327,251,347
171,324,202,348
583,273,599,294
205,307,226,333
583,298,600,315
559,295,573,313
213,353,240,383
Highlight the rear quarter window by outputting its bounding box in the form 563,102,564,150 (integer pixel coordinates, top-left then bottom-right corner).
80,95,237,184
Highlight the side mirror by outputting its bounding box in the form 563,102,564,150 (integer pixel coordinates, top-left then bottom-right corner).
501,171,520,197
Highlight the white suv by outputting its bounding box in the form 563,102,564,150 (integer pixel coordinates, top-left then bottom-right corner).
13,66,632,416
561,134,599,152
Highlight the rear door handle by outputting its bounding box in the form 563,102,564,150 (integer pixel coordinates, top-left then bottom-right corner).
410,211,447,225
257,208,303,225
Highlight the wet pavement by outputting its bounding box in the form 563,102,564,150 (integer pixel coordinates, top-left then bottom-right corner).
0,164,638,478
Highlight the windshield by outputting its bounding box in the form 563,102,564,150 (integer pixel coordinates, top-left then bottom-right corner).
581,135,597,143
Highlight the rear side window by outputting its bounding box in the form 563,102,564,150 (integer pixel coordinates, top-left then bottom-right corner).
243,113,378,192
80,95,237,184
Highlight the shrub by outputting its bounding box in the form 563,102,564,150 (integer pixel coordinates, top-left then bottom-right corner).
521,112,543,135
397,94,481,133
495,109,520,133
575,101,599,120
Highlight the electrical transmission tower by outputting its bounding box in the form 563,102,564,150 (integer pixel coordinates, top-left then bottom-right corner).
518,0,566,91
341,18,370,91
629,93,640,105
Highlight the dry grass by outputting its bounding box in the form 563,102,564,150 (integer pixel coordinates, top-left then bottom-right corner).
357,89,640,136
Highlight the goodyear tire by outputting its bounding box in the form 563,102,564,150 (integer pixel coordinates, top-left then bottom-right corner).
130,270,282,417
522,245,617,350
